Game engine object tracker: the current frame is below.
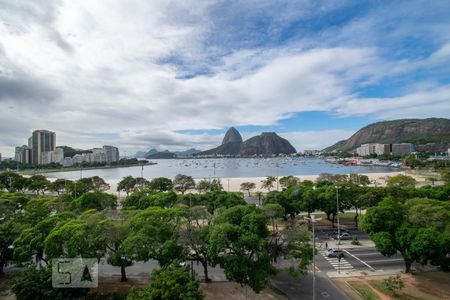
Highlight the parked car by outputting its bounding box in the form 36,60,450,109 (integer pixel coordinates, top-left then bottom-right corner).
328,229,350,237
325,248,344,258
333,232,352,240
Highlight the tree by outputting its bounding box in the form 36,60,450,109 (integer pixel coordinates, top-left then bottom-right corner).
127,263,203,300
44,210,108,261
440,169,450,183
202,191,246,214
196,178,223,193
316,173,348,184
117,176,137,196
27,175,50,195
71,190,117,212
180,205,212,282
138,191,178,209
362,198,450,273
11,176,30,193
173,174,195,194
148,177,173,192
254,191,264,205
240,182,256,196
0,193,29,273
261,176,277,191
349,174,370,185
279,176,300,188
316,187,335,222
11,265,89,300
0,171,22,192
91,176,110,191
49,179,68,195
14,212,76,265
208,205,274,293
386,174,417,187
293,180,316,217
263,190,298,219
104,211,136,282
383,275,404,295
123,207,187,267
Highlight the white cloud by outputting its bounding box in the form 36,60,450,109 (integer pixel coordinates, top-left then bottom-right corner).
0,0,449,157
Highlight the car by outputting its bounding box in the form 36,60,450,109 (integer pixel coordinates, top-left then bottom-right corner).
325,248,344,258
333,232,352,240
328,229,350,237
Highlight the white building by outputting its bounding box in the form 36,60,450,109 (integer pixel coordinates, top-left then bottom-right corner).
374,144,390,156
72,154,85,164
42,148,64,165
102,145,119,162
357,143,396,156
356,144,375,156
63,157,74,167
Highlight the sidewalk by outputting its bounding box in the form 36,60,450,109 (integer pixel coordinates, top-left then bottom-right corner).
319,239,376,250
326,269,403,278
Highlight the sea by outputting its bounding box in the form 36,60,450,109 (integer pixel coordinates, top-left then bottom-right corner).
43,158,400,181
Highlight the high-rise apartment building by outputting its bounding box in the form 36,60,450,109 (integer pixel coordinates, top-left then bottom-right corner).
102,145,119,162
28,130,56,164
15,145,32,164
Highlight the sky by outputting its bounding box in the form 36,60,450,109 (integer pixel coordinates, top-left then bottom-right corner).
1,0,450,157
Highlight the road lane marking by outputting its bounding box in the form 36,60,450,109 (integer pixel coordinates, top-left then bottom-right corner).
365,259,404,263
342,249,375,271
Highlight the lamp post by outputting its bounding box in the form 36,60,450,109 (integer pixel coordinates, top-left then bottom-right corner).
141,163,144,189
305,215,322,300
335,185,341,274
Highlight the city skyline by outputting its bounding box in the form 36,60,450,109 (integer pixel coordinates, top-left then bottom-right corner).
1,1,450,156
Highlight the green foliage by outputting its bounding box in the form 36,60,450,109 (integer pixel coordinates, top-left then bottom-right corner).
386,174,417,187
263,190,298,219
59,145,92,158
0,193,30,273
383,275,404,294
148,177,173,192
122,207,187,267
27,175,50,195
44,210,109,260
173,174,196,194
0,171,23,192
208,205,274,293
261,176,277,191
276,224,312,277
14,212,76,264
362,198,450,272
11,265,89,300
71,190,117,212
240,182,256,196
441,169,450,182
117,176,137,195
279,176,300,188
127,263,203,300
196,178,223,193
351,236,361,246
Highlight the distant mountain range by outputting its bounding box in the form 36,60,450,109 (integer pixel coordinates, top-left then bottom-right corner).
134,127,297,158
323,118,450,152
134,148,202,159
199,127,297,156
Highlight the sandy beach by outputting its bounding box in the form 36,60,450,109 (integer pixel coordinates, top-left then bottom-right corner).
102,171,423,196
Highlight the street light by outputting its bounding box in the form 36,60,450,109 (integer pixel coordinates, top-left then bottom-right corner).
335,185,341,274
305,215,322,300
141,163,144,189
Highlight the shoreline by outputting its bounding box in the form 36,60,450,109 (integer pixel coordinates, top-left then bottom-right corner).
105,172,409,195
16,162,157,175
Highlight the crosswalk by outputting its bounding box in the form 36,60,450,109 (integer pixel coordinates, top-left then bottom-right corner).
320,251,354,271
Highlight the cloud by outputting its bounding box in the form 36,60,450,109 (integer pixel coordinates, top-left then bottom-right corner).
0,0,449,157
